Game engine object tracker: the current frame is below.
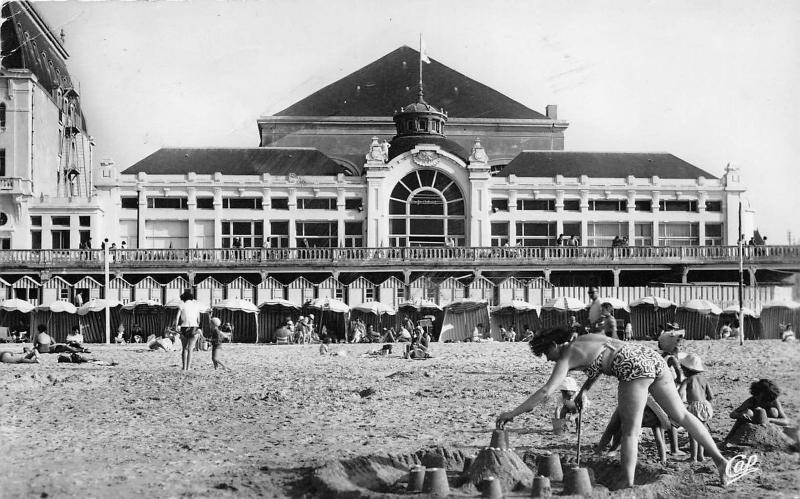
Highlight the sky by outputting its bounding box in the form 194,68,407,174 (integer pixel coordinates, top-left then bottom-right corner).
34,0,800,243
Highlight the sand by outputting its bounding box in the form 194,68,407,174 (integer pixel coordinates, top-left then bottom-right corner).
0,340,798,498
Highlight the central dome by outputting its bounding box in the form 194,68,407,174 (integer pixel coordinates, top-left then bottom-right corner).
392,90,448,138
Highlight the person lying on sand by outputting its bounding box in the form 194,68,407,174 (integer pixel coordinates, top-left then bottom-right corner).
496,327,736,487
0,348,40,364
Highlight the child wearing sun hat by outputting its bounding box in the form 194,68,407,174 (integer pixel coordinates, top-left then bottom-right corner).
679,353,714,462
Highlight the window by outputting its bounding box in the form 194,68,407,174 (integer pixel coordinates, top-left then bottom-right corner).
516,222,557,246
705,223,723,246
79,216,90,227
395,287,405,303
31,230,41,249
634,223,653,246
222,197,263,209
0,238,9,249
490,222,509,247
365,287,375,301
659,200,697,212
196,197,214,209
562,222,581,240
589,200,627,211
51,230,70,249
296,221,337,248
59,288,70,301
587,222,629,247
271,198,289,210
51,216,70,226
0,149,5,176
297,198,336,210
269,221,289,248
0,103,5,129
31,216,42,226
344,222,363,247
705,200,722,212
517,199,555,211
563,200,580,211
147,197,189,209
79,230,90,247
344,198,363,210
659,222,699,246
221,221,263,248
121,197,138,209
491,199,509,212
418,119,428,131
335,288,344,300
635,200,652,212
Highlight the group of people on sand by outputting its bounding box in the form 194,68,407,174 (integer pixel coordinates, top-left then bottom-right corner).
496,288,795,488
1,324,92,364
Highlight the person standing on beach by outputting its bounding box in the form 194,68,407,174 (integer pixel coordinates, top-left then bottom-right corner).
208,317,229,370
587,286,601,325
178,290,202,370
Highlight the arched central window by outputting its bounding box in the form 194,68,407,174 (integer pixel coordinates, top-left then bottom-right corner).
389,169,465,247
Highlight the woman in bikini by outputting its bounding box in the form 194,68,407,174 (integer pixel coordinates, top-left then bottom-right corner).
496,327,733,488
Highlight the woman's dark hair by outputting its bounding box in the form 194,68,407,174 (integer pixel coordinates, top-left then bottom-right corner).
750,379,780,401
37,324,48,333
529,326,573,356
180,290,194,301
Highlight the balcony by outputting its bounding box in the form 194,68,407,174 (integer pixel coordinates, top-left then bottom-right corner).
1,245,799,274
0,177,33,195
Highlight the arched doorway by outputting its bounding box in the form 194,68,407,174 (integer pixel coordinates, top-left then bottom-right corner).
388,169,465,247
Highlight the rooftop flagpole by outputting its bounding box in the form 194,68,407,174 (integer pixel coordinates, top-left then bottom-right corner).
419,33,423,99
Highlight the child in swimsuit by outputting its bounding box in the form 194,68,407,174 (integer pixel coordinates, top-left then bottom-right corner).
679,353,714,462
208,318,229,370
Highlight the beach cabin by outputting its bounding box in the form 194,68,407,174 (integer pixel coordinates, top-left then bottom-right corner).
378,277,405,309
226,276,254,302
108,276,133,304
287,276,315,307
346,277,376,308
165,276,192,302
438,277,466,306
0,277,10,300
73,276,102,304
196,276,224,305
498,277,527,304
256,276,284,302
526,277,553,308
133,276,162,303
318,276,345,302
11,276,41,306
467,276,495,305
41,276,71,305
409,276,439,304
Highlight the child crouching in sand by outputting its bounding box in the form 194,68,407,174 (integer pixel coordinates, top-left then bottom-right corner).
208,318,230,370
679,353,714,462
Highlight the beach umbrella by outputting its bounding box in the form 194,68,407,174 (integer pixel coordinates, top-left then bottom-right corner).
439,299,491,342
718,305,761,340
0,298,35,338
594,297,630,312
306,298,350,342
77,299,123,343
212,299,259,342
759,300,800,340
490,300,540,340
629,296,677,340
540,297,587,329
676,299,722,340
351,301,396,316
0,298,35,314
258,299,301,343
398,298,443,311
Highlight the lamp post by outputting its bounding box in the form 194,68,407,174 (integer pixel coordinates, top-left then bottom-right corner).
104,238,110,344
738,198,744,346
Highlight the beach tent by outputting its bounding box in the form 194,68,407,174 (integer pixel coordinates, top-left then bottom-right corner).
490,300,540,340
539,296,587,329
675,299,722,340
119,299,164,339
212,299,259,342
718,305,761,340
758,300,800,340
77,299,122,343
258,298,300,343
0,298,35,338
350,301,396,336
32,301,78,342
397,298,444,340
439,299,491,342
629,296,677,340
306,297,350,342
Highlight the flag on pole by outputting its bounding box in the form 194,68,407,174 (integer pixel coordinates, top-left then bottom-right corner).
420,35,431,64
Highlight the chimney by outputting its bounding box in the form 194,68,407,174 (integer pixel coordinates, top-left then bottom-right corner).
546,104,558,120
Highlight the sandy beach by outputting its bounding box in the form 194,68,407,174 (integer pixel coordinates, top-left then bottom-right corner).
1,339,798,498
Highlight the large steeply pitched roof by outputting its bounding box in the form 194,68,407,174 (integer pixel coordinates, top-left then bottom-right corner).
123,148,348,176
499,152,716,179
276,46,545,119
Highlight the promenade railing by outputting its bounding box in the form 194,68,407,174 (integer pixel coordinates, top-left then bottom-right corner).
0,245,798,268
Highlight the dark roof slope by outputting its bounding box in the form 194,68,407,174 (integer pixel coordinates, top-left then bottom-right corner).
499,152,716,179
123,148,347,176
276,46,545,119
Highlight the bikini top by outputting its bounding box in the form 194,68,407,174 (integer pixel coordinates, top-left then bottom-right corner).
584,342,619,380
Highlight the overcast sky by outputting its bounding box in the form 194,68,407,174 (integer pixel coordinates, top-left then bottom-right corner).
35,0,800,243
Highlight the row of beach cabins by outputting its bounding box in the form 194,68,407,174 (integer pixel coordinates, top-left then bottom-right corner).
1,291,797,344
